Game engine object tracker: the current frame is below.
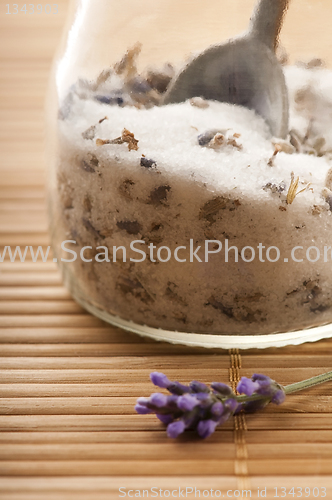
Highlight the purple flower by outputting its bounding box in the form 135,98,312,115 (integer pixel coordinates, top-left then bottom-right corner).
167,420,186,438
190,381,210,393
217,398,239,423
239,399,269,414
156,413,174,425
252,374,271,382
237,377,259,396
134,404,153,415
195,392,211,401
136,397,150,406
211,402,224,417
253,375,274,395
272,389,286,405
177,394,199,412
211,382,233,396
150,372,171,389
150,393,168,408
197,420,218,439
237,374,286,413
224,398,238,413
166,394,179,406
182,410,200,430
168,381,190,395
136,371,286,439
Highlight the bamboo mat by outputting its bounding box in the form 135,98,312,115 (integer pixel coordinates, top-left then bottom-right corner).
1,1,332,499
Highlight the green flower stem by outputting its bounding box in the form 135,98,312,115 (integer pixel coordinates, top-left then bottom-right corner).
283,369,332,395
235,393,269,404
233,370,332,405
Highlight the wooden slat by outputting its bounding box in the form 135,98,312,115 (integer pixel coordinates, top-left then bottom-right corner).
0,287,71,300
0,355,330,369
0,301,84,315
1,413,330,433
1,429,331,444
1,395,330,416
1,459,332,477
0,382,330,398
0,369,231,384
0,315,108,327
0,327,145,343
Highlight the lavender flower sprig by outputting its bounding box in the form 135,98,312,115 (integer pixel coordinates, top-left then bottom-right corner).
135,370,332,439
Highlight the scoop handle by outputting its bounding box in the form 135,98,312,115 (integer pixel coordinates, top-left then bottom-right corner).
249,0,290,51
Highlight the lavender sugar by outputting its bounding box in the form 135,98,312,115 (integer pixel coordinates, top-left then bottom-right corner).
52,63,332,335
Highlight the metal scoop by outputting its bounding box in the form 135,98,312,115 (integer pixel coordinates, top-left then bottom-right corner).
163,0,290,138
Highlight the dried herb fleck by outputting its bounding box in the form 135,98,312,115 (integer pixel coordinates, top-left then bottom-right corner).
286,172,310,205
140,157,157,169
116,220,143,235
82,218,104,240
96,128,139,151
148,185,171,206
114,42,142,81
199,196,240,224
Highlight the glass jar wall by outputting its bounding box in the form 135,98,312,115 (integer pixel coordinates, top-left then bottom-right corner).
46,0,332,348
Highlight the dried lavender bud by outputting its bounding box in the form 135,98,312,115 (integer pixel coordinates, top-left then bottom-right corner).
156,413,174,425
140,157,157,169
83,195,92,212
199,197,227,223
237,377,259,396
177,394,200,412
94,94,124,106
149,185,171,205
116,220,142,235
167,382,190,396
210,402,224,417
197,419,218,439
189,381,210,393
207,296,234,319
150,372,172,389
167,420,186,438
150,393,168,408
127,76,152,94
81,159,97,173
118,179,135,200
272,389,286,405
211,382,233,396
135,403,153,415
198,129,226,146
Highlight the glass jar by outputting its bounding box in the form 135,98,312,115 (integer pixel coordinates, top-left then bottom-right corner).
46,0,332,348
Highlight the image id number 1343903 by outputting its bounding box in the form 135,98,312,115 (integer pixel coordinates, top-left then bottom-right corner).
273,487,327,498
